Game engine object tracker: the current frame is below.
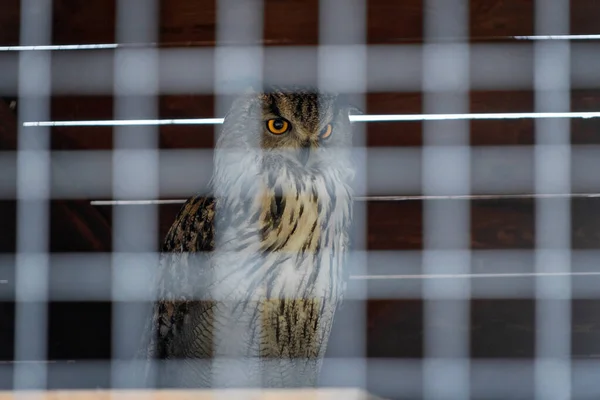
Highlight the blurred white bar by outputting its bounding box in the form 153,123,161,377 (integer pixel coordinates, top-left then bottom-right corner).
422,1,470,399
317,0,368,391
2,42,600,95
3,250,600,301
515,34,600,40
22,110,600,127
92,199,187,205
6,145,600,199
356,272,600,279
212,0,264,390
111,0,160,390
24,118,224,127
351,111,600,121
0,44,120,51
13,0,52,392
533,1,572,399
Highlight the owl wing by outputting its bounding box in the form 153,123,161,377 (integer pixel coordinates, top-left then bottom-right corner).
140,195,216,362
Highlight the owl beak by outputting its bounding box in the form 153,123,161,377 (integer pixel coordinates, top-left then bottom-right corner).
298,142,311,166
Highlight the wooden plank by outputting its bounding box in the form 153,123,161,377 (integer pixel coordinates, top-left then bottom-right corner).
47,302,111,360
366,199,536,250
364,298,600,359
469,0,534,39
367,0,423,44
263,0,319,45
52,0,116,45
571,90,600,145
571,0,600,36
49,95,216,150
0,0,19,46
1,1,599,47
50,96,114,150
159,95,215,149
159,0,216,45
49,200,112,253
0,201,16,253
0,99,17,149
0,302,14,361
0,101,18,256
364,299,537,359
0,199,112,254
365,197,600,251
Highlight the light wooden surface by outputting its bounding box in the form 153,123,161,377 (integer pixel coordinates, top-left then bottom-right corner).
0,389,378,400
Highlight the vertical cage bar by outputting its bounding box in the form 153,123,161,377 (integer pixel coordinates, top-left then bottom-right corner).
111,0,160,389
13,0,53,391
422,0,471,399
213,0,264,390
533,1,572,399
317,0,367,391
215,0,264,115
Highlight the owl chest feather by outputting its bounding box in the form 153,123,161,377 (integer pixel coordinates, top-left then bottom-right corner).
215,177,348,291
209,173,350,340
260,189,321,253
261,172,350,249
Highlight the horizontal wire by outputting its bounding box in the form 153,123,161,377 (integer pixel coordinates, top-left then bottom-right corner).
364,193,600,200
0,44,120,51
91,199,186,205
351,271,600,280
0,360,76,364
90,193,600,206
23,118,224,127
351,111,600,122
1,34,599,52
513,34,600,40
23,111,600,127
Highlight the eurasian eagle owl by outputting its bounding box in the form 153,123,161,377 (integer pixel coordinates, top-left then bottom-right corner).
141,85,358,389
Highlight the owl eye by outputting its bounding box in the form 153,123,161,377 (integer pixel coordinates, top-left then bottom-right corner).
266,118,290,135
319,123,333,140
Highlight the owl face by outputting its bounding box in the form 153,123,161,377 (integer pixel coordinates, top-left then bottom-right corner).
214,86,357,198
254,88,355,173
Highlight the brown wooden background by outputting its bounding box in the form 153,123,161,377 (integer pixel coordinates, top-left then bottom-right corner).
1,0,600,397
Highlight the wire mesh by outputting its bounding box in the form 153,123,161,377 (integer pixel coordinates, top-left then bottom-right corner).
2,0,599,398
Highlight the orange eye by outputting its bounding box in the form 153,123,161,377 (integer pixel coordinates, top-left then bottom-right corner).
319,124,333,140
266,118,290,135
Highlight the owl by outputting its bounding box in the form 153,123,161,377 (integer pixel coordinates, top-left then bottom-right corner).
140,86,358,389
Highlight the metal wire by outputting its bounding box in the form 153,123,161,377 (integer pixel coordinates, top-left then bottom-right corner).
6,0,597,397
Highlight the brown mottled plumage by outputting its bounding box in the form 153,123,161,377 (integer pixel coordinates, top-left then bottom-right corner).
140,86,357,389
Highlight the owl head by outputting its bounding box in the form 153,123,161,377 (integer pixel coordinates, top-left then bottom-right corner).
214,86,359,194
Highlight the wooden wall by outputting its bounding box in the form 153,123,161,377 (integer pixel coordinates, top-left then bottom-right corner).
1,0,600,396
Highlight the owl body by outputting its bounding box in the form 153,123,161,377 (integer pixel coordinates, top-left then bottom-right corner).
143,87,356,388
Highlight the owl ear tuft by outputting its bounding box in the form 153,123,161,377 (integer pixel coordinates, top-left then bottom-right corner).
347,105,363,115
346,104,363,122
